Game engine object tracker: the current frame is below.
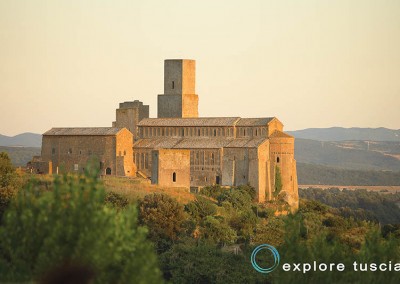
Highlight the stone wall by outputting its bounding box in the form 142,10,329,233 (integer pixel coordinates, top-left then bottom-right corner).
151,149,190,188
269,135,299,210
115,101,149,136
41,130,134,176
157,94,182,118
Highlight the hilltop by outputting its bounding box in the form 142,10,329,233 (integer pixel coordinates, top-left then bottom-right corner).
0,133,41,147
288,127,400,142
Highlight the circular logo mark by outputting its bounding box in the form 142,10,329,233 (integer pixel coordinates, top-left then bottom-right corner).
251,244,280,274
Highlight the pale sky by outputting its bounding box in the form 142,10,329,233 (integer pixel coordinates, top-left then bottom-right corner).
0,0,399,136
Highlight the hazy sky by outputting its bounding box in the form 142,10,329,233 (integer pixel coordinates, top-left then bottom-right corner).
1,0,399,136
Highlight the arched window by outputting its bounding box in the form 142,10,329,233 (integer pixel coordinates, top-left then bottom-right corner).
277,157,280,163
172,172,176,182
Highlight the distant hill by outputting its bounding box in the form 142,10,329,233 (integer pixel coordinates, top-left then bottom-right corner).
295,139,400,171
297,162,400,186
0,146,41,167
288,127,400,142
0,133,42,147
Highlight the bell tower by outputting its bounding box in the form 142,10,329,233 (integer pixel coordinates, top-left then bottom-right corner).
157,59,199,118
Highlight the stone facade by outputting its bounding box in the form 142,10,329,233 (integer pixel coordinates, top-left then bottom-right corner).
40,128,135,176
112,100,149,137
158,60,199,118
151,149,190,188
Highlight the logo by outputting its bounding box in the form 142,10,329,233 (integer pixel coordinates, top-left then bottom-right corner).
251,244,280,274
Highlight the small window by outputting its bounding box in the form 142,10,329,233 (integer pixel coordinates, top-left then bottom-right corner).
198,129,201,136
68,148,72,155
214,129,217,136
277,157,280,163
74,164,78,171
124,150,126,156
205,177,208,182
172,81,175,89
173,172,176,182
79,150,82,155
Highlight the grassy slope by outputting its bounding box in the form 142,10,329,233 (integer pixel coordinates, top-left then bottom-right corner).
101,176,195,204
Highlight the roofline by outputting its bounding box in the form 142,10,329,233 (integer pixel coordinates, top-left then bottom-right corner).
42,127,131,136
267,117,283,126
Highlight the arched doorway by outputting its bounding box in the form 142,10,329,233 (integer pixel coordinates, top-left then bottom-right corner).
106,167,112,175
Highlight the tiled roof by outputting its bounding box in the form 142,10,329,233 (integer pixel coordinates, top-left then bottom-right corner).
236,118,275,126
134,138,182,149
138,117,241,127
269,130,294,138
134,137,269,149
225,138,268,148
176,138,232,149
43,127,123,136
138,117,277,127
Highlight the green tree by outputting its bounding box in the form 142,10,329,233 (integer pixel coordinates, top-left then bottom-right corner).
201,216,237,245
0,170,162,283
217,188,252,210
139,193,186,250
160,241,264,284
0,152,18,221
274,166,283,197
185,195,217,221
0,152,15,188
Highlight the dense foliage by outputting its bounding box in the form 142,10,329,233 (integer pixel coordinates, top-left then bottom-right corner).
1,159,400,283
298,162,400,185
139,193,187,252
0,152,19,221
0,170,162,283
0,146,41,167
300,187,400,224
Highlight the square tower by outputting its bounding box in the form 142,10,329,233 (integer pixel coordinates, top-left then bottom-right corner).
158,59,199,118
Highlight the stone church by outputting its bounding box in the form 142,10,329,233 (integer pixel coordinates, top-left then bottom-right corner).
38,59,298,207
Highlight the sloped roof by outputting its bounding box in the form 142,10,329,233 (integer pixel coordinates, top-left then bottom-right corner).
236,117,275,126
133,138,182,149
269,130,294,138
137,117,278,127
225,138,268,148
43,127,123,136
138,117,241,127
134,137,268,149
